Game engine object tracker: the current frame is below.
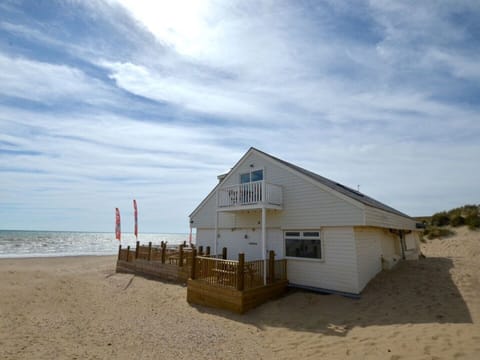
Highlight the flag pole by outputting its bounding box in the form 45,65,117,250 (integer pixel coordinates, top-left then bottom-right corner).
133,199,138,241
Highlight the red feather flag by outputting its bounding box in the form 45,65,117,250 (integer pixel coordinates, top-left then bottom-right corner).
115,208,121,241
133,199,138,240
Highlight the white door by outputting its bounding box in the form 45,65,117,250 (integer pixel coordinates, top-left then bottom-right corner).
218,228,262,261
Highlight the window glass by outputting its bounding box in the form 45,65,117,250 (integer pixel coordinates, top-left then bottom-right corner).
240,173,250,184
285,231,322,259
251,169,263,182
285,231,300,237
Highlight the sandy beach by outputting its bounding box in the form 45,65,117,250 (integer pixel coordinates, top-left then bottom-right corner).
1,227,479,359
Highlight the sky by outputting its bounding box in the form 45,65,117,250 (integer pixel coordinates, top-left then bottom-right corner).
1,0,479,232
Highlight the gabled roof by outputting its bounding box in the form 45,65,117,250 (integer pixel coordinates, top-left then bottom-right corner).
190,147,413,220
251,147,412,219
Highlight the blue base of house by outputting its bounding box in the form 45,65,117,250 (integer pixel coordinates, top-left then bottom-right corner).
288,283,361,299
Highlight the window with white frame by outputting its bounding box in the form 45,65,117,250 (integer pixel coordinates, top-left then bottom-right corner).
240,169,263,183
285,231,322,260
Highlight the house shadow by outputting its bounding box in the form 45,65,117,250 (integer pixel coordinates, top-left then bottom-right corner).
191,257,473,336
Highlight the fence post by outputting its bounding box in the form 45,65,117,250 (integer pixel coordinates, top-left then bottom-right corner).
222,247,227,260
126,246,130,262
118,244,122,260
237,253,245,291
147,242,152,261
269,250,275,283
161,243,166,264
135,241,140,259
199,246,203,256
206,246,210,256
190,249,197,280
179,245,184,267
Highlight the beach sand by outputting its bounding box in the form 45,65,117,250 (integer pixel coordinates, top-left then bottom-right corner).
1,227,479,359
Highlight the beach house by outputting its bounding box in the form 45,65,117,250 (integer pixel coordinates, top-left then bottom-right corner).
190,147,421,295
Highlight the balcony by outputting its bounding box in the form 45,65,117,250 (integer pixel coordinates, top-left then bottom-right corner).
217,180,283,211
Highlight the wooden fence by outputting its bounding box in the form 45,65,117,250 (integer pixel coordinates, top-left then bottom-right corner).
187,250,288,313
117,242,289,313
116,242,224,282
190,250,287,291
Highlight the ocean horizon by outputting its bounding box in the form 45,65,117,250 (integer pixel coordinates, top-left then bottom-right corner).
0,230,191,259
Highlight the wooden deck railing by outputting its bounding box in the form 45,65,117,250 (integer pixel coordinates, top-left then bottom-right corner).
191,250,287,291
118,243,287,293
117,242,226,267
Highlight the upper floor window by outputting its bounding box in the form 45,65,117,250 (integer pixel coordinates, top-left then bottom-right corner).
240,169,263,183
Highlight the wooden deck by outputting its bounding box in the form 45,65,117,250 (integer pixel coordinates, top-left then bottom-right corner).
116,242,196,282
187,278,288,314
187,252,288,313
116,242,289,313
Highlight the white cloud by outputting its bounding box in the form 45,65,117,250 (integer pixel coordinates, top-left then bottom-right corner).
0,53,112,105
1,1,479,231
100,60,277,120
426,49,480,80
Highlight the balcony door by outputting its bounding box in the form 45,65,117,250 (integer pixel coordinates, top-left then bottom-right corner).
239,169,263,204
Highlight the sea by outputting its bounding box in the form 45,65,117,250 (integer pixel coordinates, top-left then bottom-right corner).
0,230,191,259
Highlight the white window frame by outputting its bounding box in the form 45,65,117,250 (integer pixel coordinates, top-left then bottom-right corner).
284,230,324,261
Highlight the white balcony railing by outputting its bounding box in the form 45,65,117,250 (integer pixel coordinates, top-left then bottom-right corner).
218,181,283,208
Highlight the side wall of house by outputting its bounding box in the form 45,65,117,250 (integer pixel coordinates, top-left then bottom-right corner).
354,227,383,292
354,227,403,292
364,206,417,230
287,227,360,294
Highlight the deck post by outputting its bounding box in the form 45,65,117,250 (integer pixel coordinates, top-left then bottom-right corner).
222,247,227,260
199,246,203,256
126,246,131,262
237,253,245,291
269,250,275,283
206,246,210,256
147,242,152,261
190,249,197,280
179,245,184,267
262,206,267,285
135,241,140,259
161,243,166,264
118,244,122,260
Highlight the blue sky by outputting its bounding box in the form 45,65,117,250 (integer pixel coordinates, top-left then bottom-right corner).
1,0,479,232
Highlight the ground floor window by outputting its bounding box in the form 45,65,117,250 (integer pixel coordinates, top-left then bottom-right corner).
285,231,322,260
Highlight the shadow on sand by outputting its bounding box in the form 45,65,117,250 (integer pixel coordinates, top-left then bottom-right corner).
191,257,472,336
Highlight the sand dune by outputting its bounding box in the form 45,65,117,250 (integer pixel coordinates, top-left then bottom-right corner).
1,227,479,359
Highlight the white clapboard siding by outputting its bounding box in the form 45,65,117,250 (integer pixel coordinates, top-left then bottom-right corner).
364,206,417,230
196,227,283,261
192,151,364,228
354,227,383,292
191,192,236,228
287,227,359,294
266,228,284,258
195,229,215,250
380,230,400,257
